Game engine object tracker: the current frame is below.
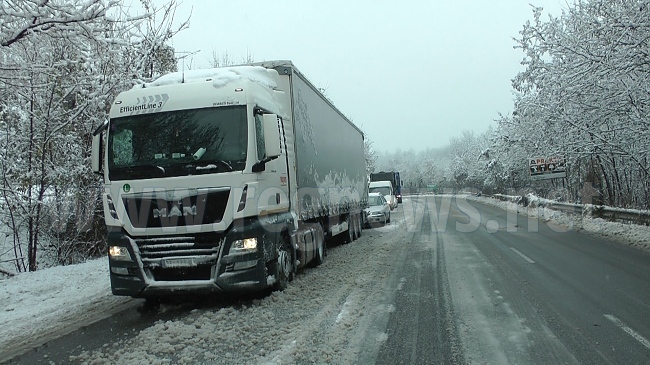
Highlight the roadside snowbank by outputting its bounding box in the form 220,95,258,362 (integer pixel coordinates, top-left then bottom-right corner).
0,258,130,359
467,194,650,252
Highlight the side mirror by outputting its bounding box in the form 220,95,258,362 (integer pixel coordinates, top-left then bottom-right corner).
91,120,108,174
91,133,102,173
263,114,281,158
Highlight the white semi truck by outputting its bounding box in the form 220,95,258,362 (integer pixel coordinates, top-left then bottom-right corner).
91,61,367,297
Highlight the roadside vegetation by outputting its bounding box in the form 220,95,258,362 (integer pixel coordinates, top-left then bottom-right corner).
378,1,650,212
0,0,185,274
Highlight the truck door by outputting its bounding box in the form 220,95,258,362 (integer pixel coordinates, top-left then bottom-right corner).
254,112,290,215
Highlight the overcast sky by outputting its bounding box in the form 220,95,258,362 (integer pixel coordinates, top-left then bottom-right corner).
159,0,566,153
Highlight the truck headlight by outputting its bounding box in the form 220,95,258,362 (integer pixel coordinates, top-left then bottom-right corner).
109,246,132,261
230,238,257,253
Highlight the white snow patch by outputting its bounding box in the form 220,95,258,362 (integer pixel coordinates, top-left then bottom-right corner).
143,65,277,90
396,277,406,291
0,257,130,357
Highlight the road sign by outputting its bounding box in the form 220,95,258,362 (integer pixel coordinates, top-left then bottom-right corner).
529,156,566,180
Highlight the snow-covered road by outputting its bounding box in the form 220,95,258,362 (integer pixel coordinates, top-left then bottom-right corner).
72,209,416,365
3,195,650,364
3,200,423,365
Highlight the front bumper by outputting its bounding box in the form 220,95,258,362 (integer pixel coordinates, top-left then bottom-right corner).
107,218,275,298
365,214,385,225
109,255,268,298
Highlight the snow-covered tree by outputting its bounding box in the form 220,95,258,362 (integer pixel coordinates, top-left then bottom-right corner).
209,49,256,68
0,0,187,273
441,131,492,192
371,2,649,208
363,133,378,181
496,0,650,207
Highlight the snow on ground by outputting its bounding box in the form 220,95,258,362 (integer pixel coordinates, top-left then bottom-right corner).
0,204,417,365
67,215,412,365
466,194,650,252
0,258,131,359
1,194,649,364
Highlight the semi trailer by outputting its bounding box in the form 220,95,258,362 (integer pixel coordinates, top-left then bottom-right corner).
91,60,367,297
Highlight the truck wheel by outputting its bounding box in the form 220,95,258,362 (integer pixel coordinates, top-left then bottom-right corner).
346,216,354,243
310,224,326,267
356,213,362,238
273,238,294,291
387,212,391,224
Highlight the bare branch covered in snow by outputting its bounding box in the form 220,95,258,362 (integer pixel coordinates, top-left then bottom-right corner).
0,0,118,47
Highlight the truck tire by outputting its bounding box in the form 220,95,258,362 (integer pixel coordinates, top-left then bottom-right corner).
355,212,362,238
358,215,363,237
387,212,391,224
346,215,354,244
311,224,326,267
273,237,294,291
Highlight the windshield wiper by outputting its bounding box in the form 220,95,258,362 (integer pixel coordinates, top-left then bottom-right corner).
186,159,233,172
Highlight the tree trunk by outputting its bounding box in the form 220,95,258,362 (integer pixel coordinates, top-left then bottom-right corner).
594,154,613,206
27,84,37,272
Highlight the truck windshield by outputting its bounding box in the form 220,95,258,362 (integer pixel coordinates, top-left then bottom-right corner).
108,105,247,180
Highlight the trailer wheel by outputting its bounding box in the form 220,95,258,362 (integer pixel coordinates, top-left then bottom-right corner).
354,214,363,239
359,212,366,237
346,215,354,244
273,238,294,291
311,224,326,267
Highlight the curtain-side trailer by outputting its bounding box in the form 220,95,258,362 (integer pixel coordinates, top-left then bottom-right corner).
91,60,367,298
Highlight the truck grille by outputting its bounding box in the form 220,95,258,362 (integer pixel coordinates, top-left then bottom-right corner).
134,233,225,281
123,188,230,228
135,234,224,262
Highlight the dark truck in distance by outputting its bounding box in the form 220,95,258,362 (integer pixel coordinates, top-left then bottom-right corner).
370,171,402,203
91,60,367,298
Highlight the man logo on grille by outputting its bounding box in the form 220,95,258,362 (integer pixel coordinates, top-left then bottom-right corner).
153,203,197,218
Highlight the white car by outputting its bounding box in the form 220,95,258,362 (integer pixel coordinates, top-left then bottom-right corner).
365,192,391,227
368,180,397,210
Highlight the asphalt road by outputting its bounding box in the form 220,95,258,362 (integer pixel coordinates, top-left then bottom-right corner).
5,194,650,364
375,198,463,364
429,194,650,364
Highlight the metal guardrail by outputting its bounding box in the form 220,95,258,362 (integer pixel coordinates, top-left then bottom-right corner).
486,194,650,226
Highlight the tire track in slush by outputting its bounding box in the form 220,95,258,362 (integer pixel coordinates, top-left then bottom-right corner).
261,211,412,365
377,199,464,364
